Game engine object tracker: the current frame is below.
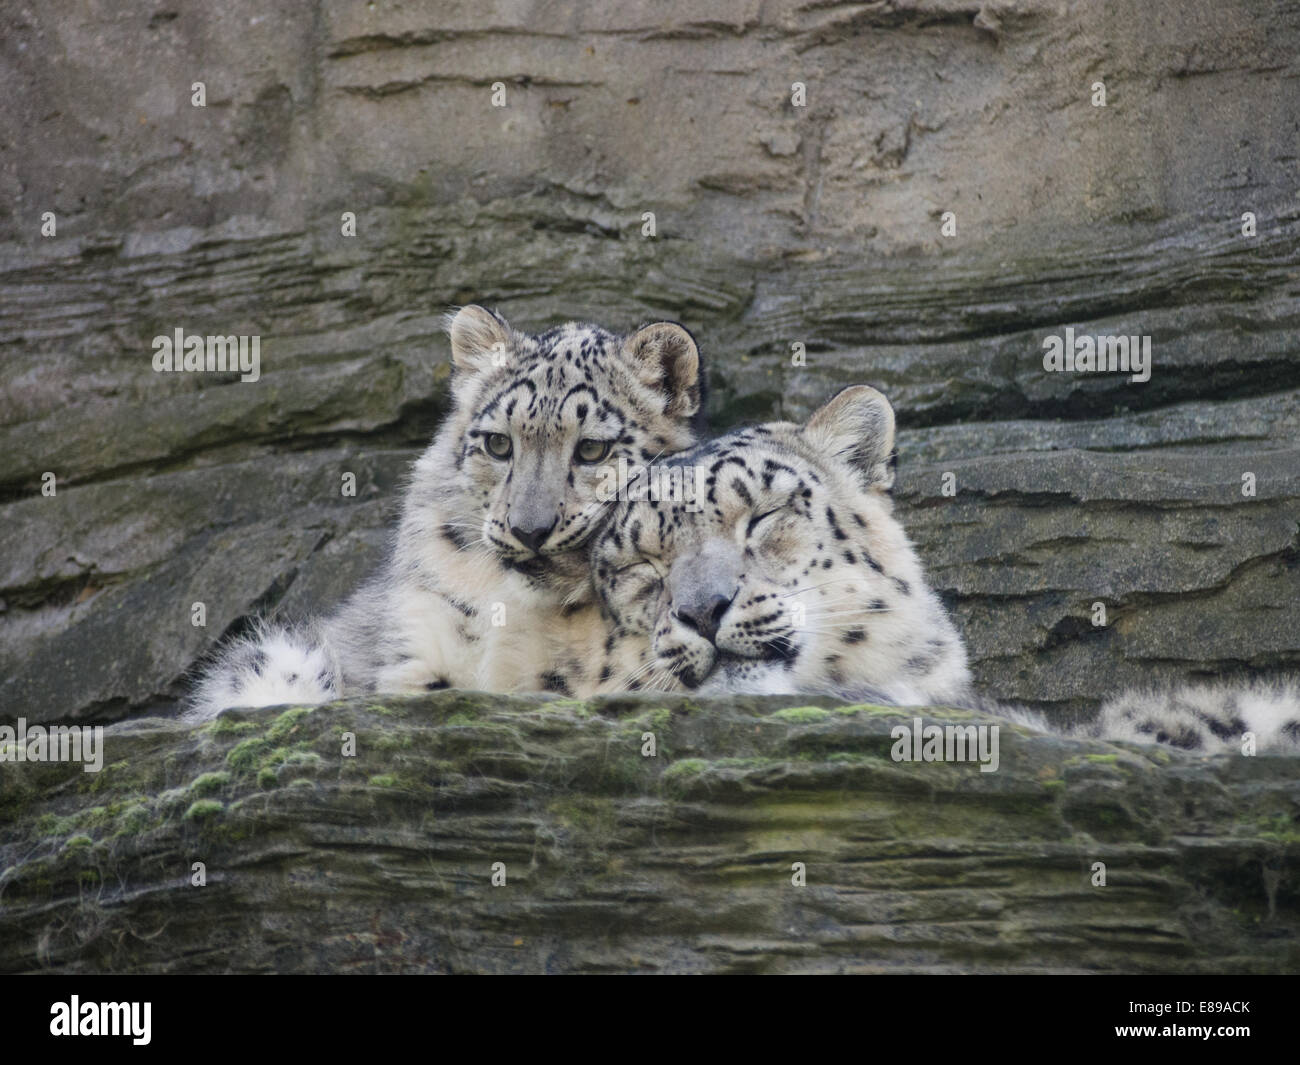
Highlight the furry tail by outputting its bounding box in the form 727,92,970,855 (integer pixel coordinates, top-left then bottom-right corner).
1081,677,1300,754
848,677,1300,755
963,677,1300,755
184,621,340,723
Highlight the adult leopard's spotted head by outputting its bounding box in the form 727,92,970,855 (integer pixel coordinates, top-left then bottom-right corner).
594,386,970,702
439,305,704,575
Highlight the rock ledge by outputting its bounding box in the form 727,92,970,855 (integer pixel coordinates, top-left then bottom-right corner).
1,693,1296,974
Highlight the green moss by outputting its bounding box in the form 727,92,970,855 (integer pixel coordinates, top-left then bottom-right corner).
639,707,676,737
1256,813,1300,843
369,774,399,787
188,771,231,795
1086,754,1119,765
266,707,313,743
227,737,273,772
771,706,831,723
661,758,709,792
365,703,399,717
34,801,146,839
258,747,319,778
202,717,260,737
77,869,101,886
225,734,315,778
257,767,279,789
83,760,133,794
183,799,224,821
445,712,479,727
65,835,93,849
36,813,76,836
116,804,152,835
541,698,593,718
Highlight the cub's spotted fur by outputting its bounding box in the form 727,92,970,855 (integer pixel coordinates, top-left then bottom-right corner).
590,386,973,704
187,306,704,720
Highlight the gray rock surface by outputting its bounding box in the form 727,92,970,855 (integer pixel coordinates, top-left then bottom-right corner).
1,0,1298,725
0,695,1295,974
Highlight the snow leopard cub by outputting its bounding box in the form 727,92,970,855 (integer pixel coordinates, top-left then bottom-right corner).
186,305,705,720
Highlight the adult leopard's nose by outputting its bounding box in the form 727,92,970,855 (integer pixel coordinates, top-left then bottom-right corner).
674,592,733,644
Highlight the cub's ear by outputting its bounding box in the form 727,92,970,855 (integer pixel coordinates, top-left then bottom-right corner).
446,305,513,373
803,385,896,490
620,321,702,422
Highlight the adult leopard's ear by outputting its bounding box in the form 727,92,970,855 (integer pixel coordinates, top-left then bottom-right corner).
620,322,703,424
803,385,896,490
446,305,513,374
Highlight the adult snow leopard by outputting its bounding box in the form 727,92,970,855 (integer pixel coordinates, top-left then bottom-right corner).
588,386,1300,754
186,305,705,720
590,385,971,704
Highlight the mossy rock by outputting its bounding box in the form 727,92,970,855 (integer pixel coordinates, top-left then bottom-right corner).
0,691,1297,973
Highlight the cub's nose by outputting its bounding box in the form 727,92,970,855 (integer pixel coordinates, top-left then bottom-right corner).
674,593,733,644
510,517,557,554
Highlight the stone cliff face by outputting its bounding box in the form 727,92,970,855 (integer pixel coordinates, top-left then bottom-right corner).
2,2,1296,727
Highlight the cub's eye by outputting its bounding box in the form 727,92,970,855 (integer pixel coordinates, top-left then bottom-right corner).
575,438,612,464
485,433,512,459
